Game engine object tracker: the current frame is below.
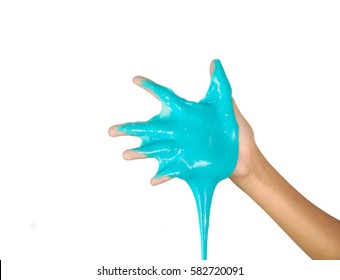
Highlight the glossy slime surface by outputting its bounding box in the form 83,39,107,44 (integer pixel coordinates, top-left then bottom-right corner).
117,60,238,259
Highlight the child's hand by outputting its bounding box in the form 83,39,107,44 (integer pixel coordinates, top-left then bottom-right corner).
108,60,238,186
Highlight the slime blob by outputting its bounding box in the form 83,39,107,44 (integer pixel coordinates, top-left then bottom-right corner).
112,59,238,259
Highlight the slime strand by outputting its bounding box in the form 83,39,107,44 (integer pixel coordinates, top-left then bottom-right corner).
116,59,238,259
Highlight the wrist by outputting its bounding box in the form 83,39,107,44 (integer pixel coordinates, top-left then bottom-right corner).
230,144,272,193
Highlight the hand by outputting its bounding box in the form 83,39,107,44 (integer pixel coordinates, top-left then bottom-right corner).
108,59,238,186
108,60,340,259
229,99,257,182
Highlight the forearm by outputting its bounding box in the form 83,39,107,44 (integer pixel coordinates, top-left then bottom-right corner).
231,145,340,259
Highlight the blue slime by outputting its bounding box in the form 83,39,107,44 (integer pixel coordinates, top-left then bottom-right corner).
117,59,238,259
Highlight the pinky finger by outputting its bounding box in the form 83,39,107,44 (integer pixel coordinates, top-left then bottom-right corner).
150,176,172,186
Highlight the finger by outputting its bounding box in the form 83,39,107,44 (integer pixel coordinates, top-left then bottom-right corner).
154,164,180,182
122,149,146,160
209,59,231,97
203,59,235,117
209,59,215,77
133,76,159,100
117,121,155,137
209,59,231,87
150,176,172,186
108,124,127,137
133,76,182,107
203,59,232,104
132,140,174,159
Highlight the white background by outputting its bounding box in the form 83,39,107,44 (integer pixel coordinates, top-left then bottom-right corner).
1,0,340,279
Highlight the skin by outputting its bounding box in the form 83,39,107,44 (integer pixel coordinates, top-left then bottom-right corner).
108,76,167,186
230,104,340,260
108,60,340,260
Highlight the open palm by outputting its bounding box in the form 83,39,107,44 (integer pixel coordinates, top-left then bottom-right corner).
109,59,238,186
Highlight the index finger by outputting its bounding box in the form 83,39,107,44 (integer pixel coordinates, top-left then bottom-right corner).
108,121,173,138
133,76,183,107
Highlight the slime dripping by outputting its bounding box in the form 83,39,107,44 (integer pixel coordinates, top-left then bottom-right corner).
115,59,238,260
